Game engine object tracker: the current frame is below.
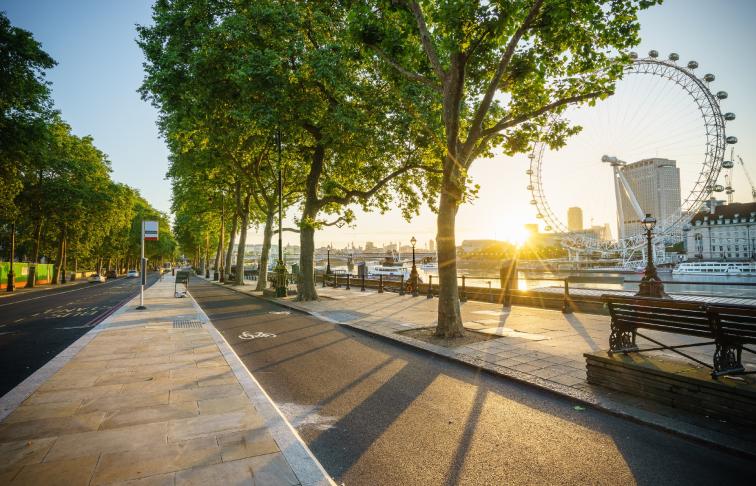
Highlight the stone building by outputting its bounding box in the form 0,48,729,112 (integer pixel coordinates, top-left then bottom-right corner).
685,202,756,260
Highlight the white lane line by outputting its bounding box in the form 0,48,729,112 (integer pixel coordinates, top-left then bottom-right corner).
0,279,128,308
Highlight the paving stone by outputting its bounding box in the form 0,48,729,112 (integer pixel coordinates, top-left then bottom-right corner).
168,410,264,443
169,384,243,403
218,427,280,461
99,401,199,430
174,453,298,486
92,437,221,485
107,472,176,486
0,411,106,442
0,437,57,468
197,394,255,415
23,384,124,406
3,400,82,423
0,466,22,483
13,454,98,486
77,391,170,414
44,422,168,462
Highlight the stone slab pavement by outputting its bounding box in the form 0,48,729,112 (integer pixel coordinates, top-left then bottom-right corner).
0,276,334,486
210,279,756,458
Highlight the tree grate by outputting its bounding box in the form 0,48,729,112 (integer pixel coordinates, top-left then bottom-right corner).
173,320,203,329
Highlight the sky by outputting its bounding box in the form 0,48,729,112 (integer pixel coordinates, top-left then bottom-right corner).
4,0,756,251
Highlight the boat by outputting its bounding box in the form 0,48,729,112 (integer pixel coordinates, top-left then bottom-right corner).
369,251,412,279
672,261,756,276
420,262,438,270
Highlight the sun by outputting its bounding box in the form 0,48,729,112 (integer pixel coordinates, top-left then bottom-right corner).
496,223,531,247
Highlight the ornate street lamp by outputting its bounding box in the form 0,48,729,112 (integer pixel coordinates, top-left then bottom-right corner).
274,129,288,297
410,236,419,297
326,245,332,275
636,214,668,298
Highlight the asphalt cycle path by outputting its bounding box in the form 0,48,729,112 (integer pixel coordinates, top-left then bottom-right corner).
0,273,160,396
189,278,752,485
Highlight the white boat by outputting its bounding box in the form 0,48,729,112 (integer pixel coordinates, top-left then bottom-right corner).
672,261,756,276
420,262,438,270
369,262,411,278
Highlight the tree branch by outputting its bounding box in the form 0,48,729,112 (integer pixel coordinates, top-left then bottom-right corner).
318,163,426,207
273,227,301,234
466,0,544,148
369,45,441,92
321,216,350,228
480,91,603,139
406,1,446,81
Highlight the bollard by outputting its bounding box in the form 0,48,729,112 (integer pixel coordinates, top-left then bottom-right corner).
399,275,405,295
562,279,573,314
460,275,467,302
322,273,326,288
379,275,384,293
488,281,493,303
427,275,433,299
334,275,339,288
346,274,351,290
361,274,366,292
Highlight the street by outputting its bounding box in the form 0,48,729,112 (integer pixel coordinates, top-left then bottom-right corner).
189,278,753,485
0,273,159,396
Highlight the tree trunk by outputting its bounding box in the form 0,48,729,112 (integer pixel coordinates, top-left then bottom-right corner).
60,236,68,284
297,202,319,301
434,184,464,337
52,228,65,285
225,213,237,281
26,218,43,288
256,209,275,291
235,194,251,285
213,235,222,279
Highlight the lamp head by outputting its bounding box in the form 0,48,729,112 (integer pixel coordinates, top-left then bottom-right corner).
410,236,417,247
641,213,656,231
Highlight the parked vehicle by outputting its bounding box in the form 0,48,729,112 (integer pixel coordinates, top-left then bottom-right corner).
126,269,140,278
105,270,118,279
88,273,106,283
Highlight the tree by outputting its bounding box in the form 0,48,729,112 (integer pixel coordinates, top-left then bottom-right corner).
353,0,660,336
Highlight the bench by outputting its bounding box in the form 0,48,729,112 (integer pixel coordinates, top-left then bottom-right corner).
706,305,756,377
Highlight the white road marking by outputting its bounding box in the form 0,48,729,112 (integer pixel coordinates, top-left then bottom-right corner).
238,331,277,340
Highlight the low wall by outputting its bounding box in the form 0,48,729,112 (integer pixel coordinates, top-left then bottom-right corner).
585,351,756,426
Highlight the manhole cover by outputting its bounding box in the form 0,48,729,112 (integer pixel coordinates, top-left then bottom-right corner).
173,320,203,329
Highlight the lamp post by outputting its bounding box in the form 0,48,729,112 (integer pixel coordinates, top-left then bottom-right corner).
636,213,669,298
274,129,287,297
326,245,332,275
409,236,419,296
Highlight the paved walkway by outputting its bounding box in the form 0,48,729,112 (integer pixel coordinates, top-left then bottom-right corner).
0,277,332,485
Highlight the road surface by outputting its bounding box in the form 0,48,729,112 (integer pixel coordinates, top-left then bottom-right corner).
0,273,159,396
189,278,752,485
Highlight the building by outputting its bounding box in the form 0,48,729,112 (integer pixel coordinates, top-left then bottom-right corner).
567,207,583,232
459,240,499,253
615,158,681,239
428,239,435,252
685,202,756,260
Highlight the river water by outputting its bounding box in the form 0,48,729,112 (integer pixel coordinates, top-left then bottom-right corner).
322,262,756,299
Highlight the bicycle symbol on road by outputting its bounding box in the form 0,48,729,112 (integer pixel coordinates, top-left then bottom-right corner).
238,331,276,340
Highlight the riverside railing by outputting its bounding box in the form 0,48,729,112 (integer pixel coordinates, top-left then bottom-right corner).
312,271,756,314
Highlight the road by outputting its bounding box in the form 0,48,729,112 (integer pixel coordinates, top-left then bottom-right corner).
0,273,159,396
189,278,752,485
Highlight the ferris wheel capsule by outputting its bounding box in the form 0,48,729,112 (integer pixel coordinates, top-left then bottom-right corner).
716,91,728,100
544,225,553,232
668,52,679,61
724,112,736,121
530,199,537,205
629,51,638,59
713,184,725,192
526,169,533,175
527,185,534,191
687,60,698,69
648,50,659,58
726,136,738,144
536,213,544,219
703,73,715,82
722,160,734,169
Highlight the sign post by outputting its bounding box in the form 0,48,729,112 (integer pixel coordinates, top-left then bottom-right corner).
137,221,159,310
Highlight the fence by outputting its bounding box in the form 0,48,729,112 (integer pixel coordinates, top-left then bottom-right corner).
0,263,55,289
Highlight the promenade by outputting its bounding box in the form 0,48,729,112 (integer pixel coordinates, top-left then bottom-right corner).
0,277,332,485
216,280,756,456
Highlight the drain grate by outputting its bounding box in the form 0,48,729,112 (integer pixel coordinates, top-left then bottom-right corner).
173,319,203,329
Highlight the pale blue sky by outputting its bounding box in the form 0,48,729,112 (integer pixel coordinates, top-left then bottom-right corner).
3,0,756,249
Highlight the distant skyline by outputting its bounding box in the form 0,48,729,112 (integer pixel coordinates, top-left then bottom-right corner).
4,0,756,250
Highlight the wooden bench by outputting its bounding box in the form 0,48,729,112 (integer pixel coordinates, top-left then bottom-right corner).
706,305,756,377
603,295,715,370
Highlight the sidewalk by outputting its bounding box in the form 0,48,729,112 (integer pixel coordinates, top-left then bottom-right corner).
213,279,756,457
0,277,333,485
